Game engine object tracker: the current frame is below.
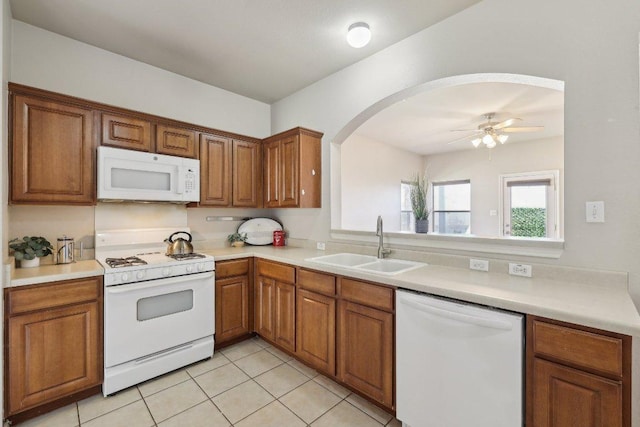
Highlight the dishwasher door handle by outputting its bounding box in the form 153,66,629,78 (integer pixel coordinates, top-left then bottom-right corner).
399,295,513,331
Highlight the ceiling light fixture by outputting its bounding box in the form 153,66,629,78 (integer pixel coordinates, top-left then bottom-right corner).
347,22,371,48
474,129,509,149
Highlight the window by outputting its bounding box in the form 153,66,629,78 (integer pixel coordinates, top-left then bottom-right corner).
400,181,415,232
432,180,471,234
500,171,559,239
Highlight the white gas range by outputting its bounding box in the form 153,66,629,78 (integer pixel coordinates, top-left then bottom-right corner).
96,228,215,396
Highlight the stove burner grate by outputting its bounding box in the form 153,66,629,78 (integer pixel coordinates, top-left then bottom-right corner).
167,253,206,261
105,256,148,268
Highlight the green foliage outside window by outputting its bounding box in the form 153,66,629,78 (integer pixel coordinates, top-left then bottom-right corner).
511,208,546,237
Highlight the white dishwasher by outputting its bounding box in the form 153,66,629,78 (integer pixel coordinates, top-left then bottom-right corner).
396,289,523,427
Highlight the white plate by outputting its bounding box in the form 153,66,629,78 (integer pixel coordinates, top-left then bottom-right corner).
238,218,282,245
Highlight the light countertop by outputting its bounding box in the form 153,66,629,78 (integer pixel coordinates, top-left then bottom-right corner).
203,246,640,337
9,246,640,336
9,260,104,287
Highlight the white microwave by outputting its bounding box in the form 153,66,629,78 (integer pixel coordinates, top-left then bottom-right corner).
97,146,200,203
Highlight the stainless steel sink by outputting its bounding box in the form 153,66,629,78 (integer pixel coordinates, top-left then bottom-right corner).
306,253,426,276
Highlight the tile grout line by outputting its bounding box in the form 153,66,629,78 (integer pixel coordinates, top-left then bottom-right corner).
185,366,235,426
136,386,160,427
342,397,389,426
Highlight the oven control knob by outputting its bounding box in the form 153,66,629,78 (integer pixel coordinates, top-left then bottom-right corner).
162,268,171,277
197,263,204,271
136,271,145,280
121,273,129,282
186,265,194,273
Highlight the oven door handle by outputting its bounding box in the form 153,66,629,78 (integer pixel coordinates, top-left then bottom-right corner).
106,271,214,294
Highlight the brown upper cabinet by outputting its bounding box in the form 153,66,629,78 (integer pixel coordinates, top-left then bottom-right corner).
9,84,321,208
10,89,96,205
199,134,262,207
156,124,197,159
263,127,322,208
101,113,152,152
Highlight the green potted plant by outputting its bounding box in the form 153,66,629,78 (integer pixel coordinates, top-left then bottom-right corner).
9,236,54,268
410,173,430,233
227,232,248,248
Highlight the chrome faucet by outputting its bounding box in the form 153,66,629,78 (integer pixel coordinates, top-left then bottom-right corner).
376,215,391,259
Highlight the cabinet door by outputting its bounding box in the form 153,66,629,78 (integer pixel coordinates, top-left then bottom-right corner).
296,289,335,374
255,276,275,341
7,301,101,414
215,275,249,343
11,95,95,204
200,134,231,206
263,139,280,207
531,358,623,427
156,124,197,158
279,135,299,207
274,281,296,352
233,140,262,207
101,113,151,152
338,300,393,408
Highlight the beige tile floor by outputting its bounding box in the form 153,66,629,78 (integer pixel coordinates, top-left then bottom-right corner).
16,337,401,427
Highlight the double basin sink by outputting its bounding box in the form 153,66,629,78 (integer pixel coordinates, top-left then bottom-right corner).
306,253,425,276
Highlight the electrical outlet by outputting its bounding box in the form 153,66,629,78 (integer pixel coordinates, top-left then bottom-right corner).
316,242,326,250
470,259,489,271
509,263,532,277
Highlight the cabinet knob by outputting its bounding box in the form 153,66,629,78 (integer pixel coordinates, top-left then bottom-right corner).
301,189,306,195
311,169,316,176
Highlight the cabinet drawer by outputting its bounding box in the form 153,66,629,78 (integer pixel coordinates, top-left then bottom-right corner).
531,319,624,378
216,259,250,279
256,260,295,284
339,278,394,312
8,276,102,316
298,269,336,296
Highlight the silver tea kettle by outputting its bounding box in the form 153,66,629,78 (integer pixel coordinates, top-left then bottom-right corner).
164,231,194,255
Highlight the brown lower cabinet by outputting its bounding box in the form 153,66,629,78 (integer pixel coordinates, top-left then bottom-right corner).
254,259,296,353
215,259,253,346
5,276,103,419
296,288,336,375
254,263,395,411
337,279,394,410
527,316,631,427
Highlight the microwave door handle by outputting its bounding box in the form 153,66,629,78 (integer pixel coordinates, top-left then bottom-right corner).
177,167,185,194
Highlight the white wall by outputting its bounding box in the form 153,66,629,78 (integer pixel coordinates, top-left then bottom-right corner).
270,0,640,295
425,137,563,237
341,133,424,231
11,21,271,138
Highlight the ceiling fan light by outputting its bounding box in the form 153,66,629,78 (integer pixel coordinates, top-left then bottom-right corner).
471,138,481,148
482,133,494,145
347,22,371,48
497,134,509,144
486,140,497,148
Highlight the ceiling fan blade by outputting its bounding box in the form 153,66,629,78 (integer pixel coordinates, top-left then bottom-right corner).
493,118,521,130
450,128,478,132
502,126,544,133
447,132,481,145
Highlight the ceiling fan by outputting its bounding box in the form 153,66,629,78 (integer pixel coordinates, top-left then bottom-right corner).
448,112,544,148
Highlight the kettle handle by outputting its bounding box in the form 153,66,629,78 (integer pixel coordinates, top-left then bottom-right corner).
168,231,192,243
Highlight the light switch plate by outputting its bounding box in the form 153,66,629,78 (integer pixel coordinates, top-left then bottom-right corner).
586,201,605,223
